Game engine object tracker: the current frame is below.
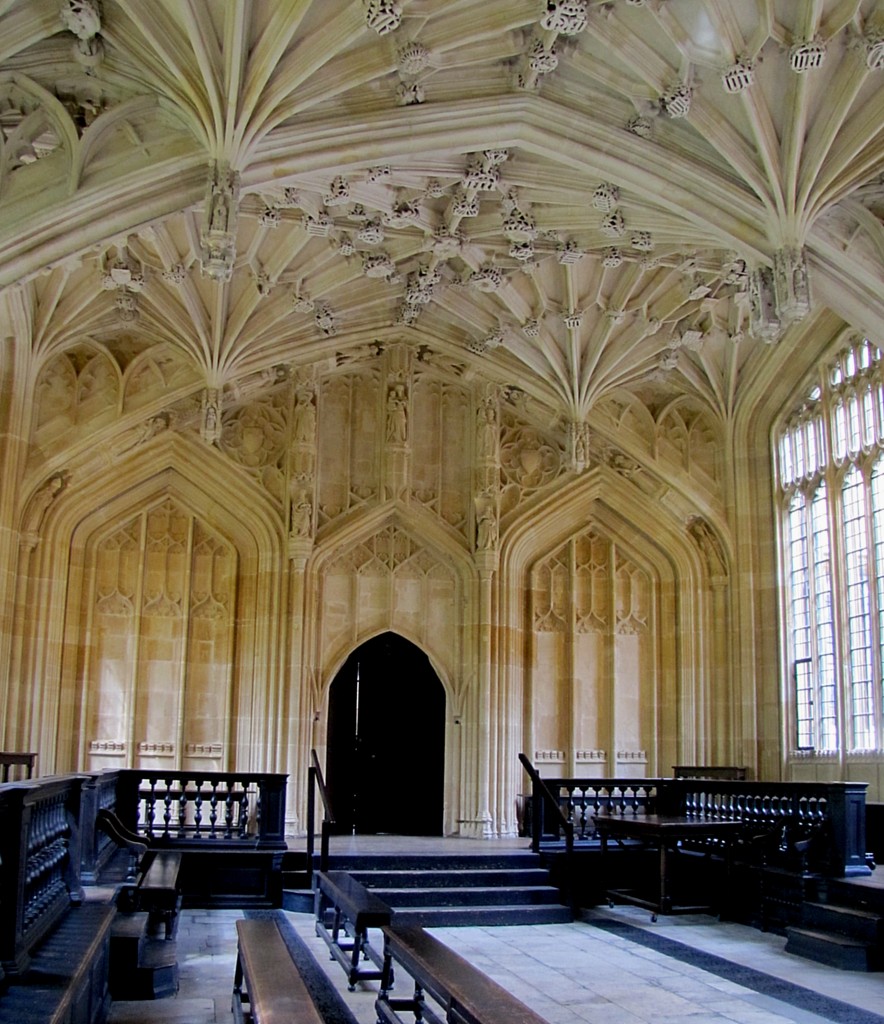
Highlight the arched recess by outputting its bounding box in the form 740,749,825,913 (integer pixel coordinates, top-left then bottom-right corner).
16,432,287,777
302,502,475,837
326,631,446,836
497,464,729,832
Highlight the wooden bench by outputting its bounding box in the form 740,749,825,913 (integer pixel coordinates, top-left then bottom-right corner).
377,920,550,1024
313,869,392,989
232,918,324,1024
96,808,183,938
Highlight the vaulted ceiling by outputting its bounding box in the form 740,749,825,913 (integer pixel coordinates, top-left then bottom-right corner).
1,0,882,430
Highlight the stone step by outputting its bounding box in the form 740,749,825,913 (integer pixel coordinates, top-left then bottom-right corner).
802,901,884,942
365,884,563,908
323,852,543,872
784,926,884,972
382,903,573,928
348,867,553,888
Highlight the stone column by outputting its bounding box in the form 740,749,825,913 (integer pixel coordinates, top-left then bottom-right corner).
0,323,37,748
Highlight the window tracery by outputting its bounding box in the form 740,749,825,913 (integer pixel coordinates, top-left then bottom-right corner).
778,336,884,754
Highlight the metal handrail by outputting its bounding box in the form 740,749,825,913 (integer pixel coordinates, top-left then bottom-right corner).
518,753,573,855
308,749,336,873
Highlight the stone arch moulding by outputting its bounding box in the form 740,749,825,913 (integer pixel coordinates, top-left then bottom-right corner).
303,502,477,836
499,464,725,811
30,434,287,778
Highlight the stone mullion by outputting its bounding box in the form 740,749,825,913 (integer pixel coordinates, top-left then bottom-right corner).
286,373,316,834
606,537,617,777
129,513,149,767
175,516,197,767
567,539,577,777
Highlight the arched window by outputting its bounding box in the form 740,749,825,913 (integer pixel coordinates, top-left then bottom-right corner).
778,337,884,754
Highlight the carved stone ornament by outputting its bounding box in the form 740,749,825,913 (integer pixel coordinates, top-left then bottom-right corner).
602,247,623,268
315,304,337,336
592,182,620,212
385,198,421,226
631,231,654,251
722,57,755,93
305,211,332,236
601,210,626,237
363,252,396,278
364,0,402,35
258,206,281,228
529,39,559,74
324,176,351,206
556,240,584,264
748,265,781,342
790,39,827,72
773,246,811,324
163,264,187,286
397,81,425,105
523,318,540,337
503,209,537,241
201,388,223,445
662,85,692,118
432,228,463,257
562,312,583,330
509,241,535,262
461,160,500,192
540,1,589,35
452,190,480,217
398,42,431,75
201,163,240,282
292,293,314,313
357,220,385,245
470,265,504,293
866,36,884,70
21,472,69,550
627,114,653,138
60,0,101,40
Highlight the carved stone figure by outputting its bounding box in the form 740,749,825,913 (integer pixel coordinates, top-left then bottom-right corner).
22,472,68,549
293,386,316,444
478,401,498,460
386,383,408,443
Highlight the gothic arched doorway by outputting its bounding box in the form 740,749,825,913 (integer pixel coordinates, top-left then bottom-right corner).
326,632,445,836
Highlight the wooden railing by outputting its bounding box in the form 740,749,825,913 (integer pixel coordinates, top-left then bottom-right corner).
520,757,870,879
307,749,336,873
113,770,287,848
0,775,84,974
80,769,121,884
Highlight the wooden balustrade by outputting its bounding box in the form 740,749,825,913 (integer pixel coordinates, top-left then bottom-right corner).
112,770,287,849
0,775,85,974
522,759,870,880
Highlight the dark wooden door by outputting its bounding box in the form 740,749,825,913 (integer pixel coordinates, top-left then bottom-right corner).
326,632,445,835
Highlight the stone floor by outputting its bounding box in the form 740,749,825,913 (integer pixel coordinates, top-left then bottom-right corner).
105,837,884,1024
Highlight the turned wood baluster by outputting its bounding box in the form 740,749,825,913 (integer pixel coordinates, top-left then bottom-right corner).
209,782,219,838
146,778,157,837
239,787,249,838
178,786,188,837
163,779,173,837
224,787,235,838
193,780,203,837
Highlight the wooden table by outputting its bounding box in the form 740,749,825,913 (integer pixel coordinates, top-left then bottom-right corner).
592,814,745,920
